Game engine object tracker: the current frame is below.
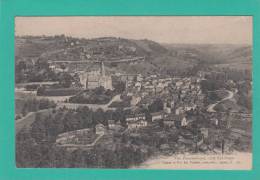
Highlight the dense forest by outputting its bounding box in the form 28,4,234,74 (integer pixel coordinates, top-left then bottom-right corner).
16,105,179,168
15,98,56,120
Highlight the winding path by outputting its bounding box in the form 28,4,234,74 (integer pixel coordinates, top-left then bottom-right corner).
207,89,236,113
57,94,121,111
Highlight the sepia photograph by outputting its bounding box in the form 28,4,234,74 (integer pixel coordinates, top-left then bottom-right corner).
15,16,252,169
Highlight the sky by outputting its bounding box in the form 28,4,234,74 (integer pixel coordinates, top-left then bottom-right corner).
15,16,252,44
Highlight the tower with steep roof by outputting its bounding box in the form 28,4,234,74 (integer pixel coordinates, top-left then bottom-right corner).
100,61,105,77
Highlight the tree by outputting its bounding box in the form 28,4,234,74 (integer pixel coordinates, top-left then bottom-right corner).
31,113,47,143
73,73,81,87
113,81,125,93
59,73,73,88
35,59,49,71
37,86,46,96
94,86,105,95
38,99,49,109
93,108,105,125
21,103,28,116
148,98,164,113
60,63,66,72
104,110,113,125
113,108,125,125
17,61,27,71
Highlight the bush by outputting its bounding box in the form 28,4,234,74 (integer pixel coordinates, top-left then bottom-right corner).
69,87,117,104
19,98,56,117
108,101,130,108
37,87,81,96
25,84,40,91
15,114,22,120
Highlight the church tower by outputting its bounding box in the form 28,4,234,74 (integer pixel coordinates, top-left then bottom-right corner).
100,61,105,77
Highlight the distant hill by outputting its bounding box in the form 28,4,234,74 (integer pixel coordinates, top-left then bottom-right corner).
15,36,168,61
15,36,251,75
164,43,252,70
15,36,68,59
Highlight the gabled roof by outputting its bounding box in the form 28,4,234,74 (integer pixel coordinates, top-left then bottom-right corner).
150,111,164,116
108,120,115,124
96,123,105,128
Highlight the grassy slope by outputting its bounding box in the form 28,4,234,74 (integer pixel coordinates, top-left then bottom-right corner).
16,109,52,135
16,36,252,74
16,37,68,58
165,43,252,70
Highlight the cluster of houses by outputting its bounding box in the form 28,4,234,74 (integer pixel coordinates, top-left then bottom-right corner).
141,76,173,95
123,110,190,130
173,77,205,109
113,74,205,114
105,75,206,131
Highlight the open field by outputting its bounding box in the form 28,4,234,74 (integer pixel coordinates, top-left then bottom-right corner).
16,108,53,134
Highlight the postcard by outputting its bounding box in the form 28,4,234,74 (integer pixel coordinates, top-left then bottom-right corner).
15,16,252,169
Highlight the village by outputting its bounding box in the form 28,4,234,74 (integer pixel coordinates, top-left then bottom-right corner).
15,35,252,168
35,59,251,155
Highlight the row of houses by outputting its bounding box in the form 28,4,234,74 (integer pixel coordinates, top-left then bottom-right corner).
123,111,189,130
